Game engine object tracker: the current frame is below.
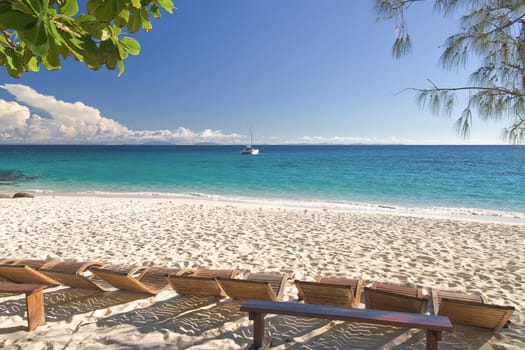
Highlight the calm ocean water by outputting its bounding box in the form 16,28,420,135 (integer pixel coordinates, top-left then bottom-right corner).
1,145,524,217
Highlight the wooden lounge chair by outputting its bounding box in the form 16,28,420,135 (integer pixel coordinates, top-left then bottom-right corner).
0,259,20,281
364,282,429,314
0,259,61,286
295,277,364,308
217,272,289,301
90,264,190,295
168,269,240,298
40,260,113,291
432,289,515,329
0,258,20,265
13,259,61,270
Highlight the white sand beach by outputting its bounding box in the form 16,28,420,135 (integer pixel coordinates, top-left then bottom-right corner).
0,194,524,349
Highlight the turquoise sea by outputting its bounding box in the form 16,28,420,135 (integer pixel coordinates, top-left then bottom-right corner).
1,145,524,218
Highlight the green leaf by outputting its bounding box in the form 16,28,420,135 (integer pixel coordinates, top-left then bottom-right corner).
120,37,140,55
18,0,39,14
117,58,125,76
42,0,50,11
75,13,98,23
127,8,142,33
59,0,79,16
11,2,34,15
25,56,39,72
157,0,174,14
83,38,103,70
0,9,37,31
150,4,160,19
2,48,17,70
141,8,152,32
131,0,141,9
114,8,129,27
94,0,116,22
86,0,99,14
106,51,118,70
61,36,85,61
41,38,61,70
115,38,126,59
7,67,23,78
20,21,50,56
76,14,105,38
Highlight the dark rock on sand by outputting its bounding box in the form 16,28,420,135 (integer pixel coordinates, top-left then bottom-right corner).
13,192,34,198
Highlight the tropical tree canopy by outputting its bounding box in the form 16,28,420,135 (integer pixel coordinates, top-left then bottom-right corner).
375,0,525,143
0,0,174,77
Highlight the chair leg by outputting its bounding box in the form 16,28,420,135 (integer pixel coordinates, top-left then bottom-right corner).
26,289,45,331
246,312,272,350
425,330,441,350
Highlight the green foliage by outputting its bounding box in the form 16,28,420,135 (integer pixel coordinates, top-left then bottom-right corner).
376,0,525,143
0,0,174,77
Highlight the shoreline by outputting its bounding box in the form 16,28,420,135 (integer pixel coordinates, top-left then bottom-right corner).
2,190,525,225
1,193,524,348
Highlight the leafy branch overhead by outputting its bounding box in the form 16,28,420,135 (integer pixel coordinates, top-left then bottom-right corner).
376,0,525,144
0,0,174,77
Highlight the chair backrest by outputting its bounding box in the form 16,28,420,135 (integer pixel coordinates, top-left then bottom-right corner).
365,282,428,314
431,289,485,314
90,265,157,294
138,267,187,291
169,275,228,298
217,278,278,301
370,282,423,298
295,280,356,307
317,277,364,307
44,270,105,291
0,264,60,286
40,261,106,291
438,298,514,329
246,273,289,300
0,258,20,265
15,259,61,270
191,269,240,279
168,269,240,298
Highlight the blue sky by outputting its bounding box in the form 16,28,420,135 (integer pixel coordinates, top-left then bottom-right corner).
0,1,508,144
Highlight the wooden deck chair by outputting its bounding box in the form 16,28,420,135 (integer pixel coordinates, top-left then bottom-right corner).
432,289,515,329
90,264,190,295
0,261,61,286
295,277,364,308
40,261,113,291
217,273,289,301
13,259,61,270
0,258,21,264
364,282,429,314
0,259,20,281
168,269,240,298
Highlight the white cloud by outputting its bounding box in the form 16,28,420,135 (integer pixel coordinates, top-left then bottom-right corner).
1,84,485,145
0,84,244,144
0,100,30,130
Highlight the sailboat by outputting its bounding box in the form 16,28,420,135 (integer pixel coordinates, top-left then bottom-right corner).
240,117,259,155
240,144,259,155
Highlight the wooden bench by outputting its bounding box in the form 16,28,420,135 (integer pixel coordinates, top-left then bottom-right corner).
0,281,46,331
240,299,453,350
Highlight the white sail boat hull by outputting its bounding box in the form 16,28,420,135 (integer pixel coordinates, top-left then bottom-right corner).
240,146,259,155
240,115,259,155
